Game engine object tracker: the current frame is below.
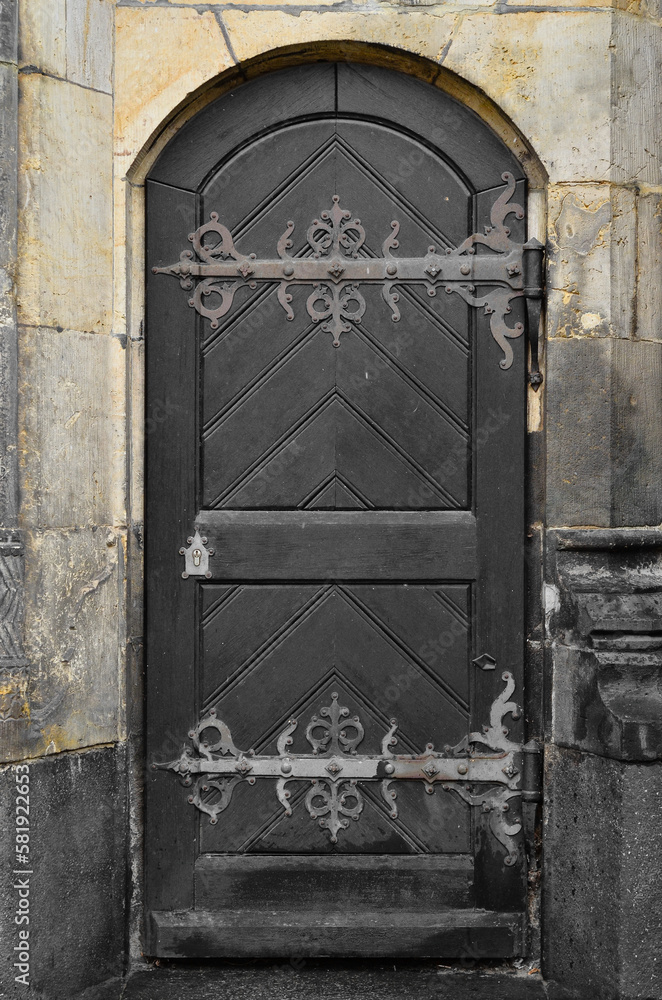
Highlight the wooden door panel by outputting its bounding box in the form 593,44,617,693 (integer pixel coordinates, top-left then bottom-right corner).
203,332,335,505
195,855,475,909
195,510,477,578
148,64,336,190
146,63,528,958
198,582,472,854
335,63,512,192
198,773,470,855
202,285,317,428
333,122,470,246
201,119,471,511
201,584,470,742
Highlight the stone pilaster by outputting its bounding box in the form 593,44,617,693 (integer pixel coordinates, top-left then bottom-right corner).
0,0,29,748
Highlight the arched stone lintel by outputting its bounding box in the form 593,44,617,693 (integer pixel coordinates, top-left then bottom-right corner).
123,42,547,191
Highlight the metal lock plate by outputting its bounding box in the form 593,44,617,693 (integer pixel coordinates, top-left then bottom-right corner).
179,529,214,579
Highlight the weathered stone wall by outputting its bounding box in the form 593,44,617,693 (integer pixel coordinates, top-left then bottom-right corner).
1,1,661,997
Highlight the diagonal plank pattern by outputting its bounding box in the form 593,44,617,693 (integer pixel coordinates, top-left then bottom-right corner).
199,583,471,854
201,122,472,511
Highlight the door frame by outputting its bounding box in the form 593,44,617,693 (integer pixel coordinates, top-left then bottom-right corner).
120,45,548,957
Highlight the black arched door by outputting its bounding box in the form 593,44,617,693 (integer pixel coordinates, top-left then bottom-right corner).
145,63,529,958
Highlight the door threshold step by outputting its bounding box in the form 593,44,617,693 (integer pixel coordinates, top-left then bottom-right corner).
149,908,525,958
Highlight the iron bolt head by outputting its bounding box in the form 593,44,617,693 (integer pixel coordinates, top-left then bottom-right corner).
384,762,395,775
457,763,468,775
328,260,346,279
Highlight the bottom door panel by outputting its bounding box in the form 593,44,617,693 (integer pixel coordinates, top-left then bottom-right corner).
200,582,472,854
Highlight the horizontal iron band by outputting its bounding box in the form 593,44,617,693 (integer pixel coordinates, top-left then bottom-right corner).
175,751,521,790
159,251,524,288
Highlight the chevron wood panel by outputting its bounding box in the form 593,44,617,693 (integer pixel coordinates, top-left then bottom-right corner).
198,583,471,854
201,120,472,511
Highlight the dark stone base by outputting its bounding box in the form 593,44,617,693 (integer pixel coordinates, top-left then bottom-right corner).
544,746,662,1000
75,963,579,1000
0,744,127,1000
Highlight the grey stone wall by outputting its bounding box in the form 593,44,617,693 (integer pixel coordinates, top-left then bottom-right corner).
1,1,661,998
0,746,126,999
543,533,662,998
0,0,28,757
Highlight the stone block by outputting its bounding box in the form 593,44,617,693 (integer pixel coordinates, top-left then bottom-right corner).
114,7,233,171
547,532,662,761
544,746,662,999
120,964,562,1000
0,58,19,528
546,184,635,340
611,13,662,186
17,74,112,334
18,0,66,79
619,767,662,999
551,643,662,761
546,337,612,527
19,0,112,93
66,0,113,94
0,62,17,267
0,744,126,999
636,189,662,343
0,0,17,65
18,327,126,530
546,339,662,527
15,526,126,758
218,9,612,183
611,339,662,527
221,8,456,70
446,13,612,184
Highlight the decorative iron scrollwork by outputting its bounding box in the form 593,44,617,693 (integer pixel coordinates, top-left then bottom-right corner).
153,176,545,385
153,673,533,865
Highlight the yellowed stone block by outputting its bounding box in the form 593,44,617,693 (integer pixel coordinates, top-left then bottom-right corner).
636,190,662,342
444,12,612,183
546,183,636,340
115,7,234,169
23,526,126,753
17,75,113,334
611,13,662,185
19,0,67,78
19,328,126,530
19,0,113,92
66,0,114,94
221,10,456,70
220,10,612,183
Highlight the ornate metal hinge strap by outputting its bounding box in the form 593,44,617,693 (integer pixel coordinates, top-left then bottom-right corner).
153,174,545,387
153,671,536,866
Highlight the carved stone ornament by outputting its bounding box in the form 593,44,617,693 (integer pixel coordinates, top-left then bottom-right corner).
153,175,544,380
153,672,530,865
0,534,29,722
